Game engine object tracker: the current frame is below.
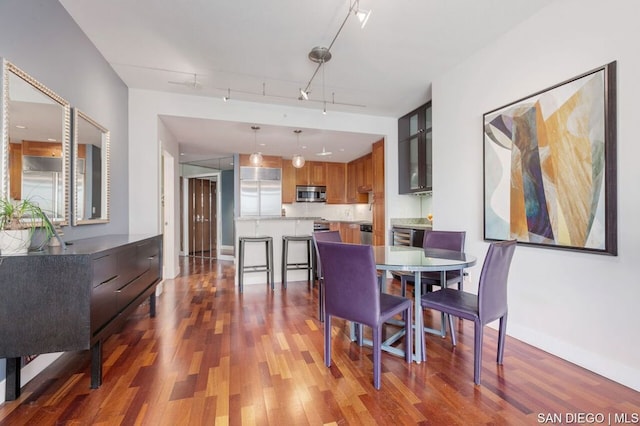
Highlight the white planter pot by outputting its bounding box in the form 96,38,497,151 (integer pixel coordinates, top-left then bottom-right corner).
0,229,32,255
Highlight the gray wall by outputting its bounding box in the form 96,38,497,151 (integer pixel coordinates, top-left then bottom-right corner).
0,0,129,387
0,0,129,240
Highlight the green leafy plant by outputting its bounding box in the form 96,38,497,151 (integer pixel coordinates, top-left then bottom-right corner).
0,198,55,240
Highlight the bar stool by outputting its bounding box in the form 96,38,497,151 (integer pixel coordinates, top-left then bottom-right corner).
281,235,314,288
238,236,274,293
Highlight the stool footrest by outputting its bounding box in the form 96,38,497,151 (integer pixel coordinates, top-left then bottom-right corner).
238,236,274,293
281,235,315,289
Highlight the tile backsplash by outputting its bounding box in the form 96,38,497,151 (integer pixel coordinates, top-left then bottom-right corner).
283,202,372,222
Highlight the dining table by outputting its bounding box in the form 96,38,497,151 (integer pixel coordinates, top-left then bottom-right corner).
371,244,477,363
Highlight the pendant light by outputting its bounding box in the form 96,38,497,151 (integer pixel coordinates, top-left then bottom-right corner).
249,125,262,166
292,129,305,168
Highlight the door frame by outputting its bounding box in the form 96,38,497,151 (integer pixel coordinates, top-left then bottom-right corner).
181,172,221,258
162,149,178,279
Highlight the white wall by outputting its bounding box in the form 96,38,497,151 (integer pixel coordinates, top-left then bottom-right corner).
433,0,640,390
158,120,180,279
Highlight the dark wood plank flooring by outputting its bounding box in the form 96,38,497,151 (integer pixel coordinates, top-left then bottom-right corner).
1,257,639,425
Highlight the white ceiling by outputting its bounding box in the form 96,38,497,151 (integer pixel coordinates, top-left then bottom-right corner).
58,0,554,167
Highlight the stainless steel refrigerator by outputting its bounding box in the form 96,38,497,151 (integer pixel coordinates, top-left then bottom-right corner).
239,167,282,217
21,155,64,221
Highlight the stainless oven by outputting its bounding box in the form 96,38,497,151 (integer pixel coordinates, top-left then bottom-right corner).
296,185,326,203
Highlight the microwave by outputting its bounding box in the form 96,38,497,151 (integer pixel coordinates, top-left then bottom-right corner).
296,185,326,203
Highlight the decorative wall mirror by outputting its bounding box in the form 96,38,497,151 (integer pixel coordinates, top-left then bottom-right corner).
72,109,110,225
1,59,71,225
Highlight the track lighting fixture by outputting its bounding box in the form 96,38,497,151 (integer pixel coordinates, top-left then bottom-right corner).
292,130,305,168
298,1,371,112
354,0,372,28
249,126,262,166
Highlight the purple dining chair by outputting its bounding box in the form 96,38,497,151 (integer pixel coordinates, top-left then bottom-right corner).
420,240,516,385
316,240,412,390
399,230,467,297
312,230,342,322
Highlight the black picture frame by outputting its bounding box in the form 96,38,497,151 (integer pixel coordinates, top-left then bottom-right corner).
483,61,617,255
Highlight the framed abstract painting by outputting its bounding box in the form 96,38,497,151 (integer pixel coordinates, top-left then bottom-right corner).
483,62,617,255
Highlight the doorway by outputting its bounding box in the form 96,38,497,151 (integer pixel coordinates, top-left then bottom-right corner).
187,177,217,259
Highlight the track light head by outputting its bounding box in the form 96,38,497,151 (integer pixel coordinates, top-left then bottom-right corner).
355,9,371,28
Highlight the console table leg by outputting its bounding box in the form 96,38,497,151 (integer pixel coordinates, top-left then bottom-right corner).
149,292,156,318
5,357,21,401
91,341,102,389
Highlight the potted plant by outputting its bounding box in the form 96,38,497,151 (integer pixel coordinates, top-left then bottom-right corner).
0,198,56,255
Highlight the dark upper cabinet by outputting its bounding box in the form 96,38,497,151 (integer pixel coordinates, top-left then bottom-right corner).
398,101,432,194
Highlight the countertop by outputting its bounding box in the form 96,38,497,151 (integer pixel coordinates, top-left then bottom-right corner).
234,216,372,225
392,223,433,230
235,216,321,221
314,219,372,225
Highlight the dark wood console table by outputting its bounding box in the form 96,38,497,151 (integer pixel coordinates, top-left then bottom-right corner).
0,234,162,401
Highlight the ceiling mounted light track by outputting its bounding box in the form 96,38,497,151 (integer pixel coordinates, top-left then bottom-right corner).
298,0,371,111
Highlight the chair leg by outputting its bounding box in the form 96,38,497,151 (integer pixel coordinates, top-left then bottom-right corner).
405,306,412,363
318,278,325,322
448,314,457,346
497,313,507,364
324,315,332,367
373,326,382,390
474,320,483,385
400,275,408,297
356,323,364,346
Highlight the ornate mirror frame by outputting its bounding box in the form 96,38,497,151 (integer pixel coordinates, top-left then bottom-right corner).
72,108,110,225
1,59,71,225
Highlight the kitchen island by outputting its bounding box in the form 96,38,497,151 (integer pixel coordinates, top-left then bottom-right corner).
234,217,317,288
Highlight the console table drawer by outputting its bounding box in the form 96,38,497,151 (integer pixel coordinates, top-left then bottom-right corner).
91,275,120,334
92,253,117,287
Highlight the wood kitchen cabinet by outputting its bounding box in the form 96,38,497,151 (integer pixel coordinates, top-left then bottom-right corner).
358,153,373,193
296,161,326,186
372,139,385,245
398,101,432,194
340,222,361,244
281,160,296,203
239,154,283,168
346,159,368,204
325,162,347,204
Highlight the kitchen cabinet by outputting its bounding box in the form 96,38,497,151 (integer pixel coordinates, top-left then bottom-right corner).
281,160,296,204
296,161,326,186
358,153,373,193
346,159,368,204
340,222,361,244
239,153,282,168
398,101,432,194
372,139,385,245
331,221,360,243
325,162,347,204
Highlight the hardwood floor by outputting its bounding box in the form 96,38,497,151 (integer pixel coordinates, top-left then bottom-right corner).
2,257,639,425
